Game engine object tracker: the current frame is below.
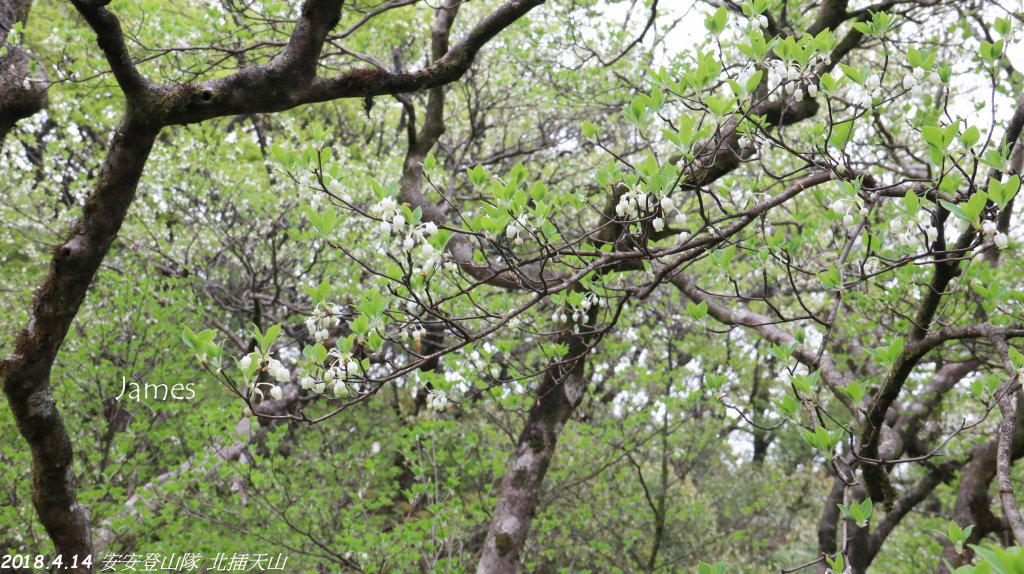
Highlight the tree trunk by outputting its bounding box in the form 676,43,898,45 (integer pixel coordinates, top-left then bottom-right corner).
476,328,592,573
0,115,158,570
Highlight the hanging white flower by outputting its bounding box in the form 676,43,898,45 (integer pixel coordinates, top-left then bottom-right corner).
267,359,290,382
994,232,1009,250
427,389,448,411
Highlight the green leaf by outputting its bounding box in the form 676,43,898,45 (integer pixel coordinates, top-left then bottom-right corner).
770,341,798,361
705,373,727,391
687,300,708,321
989,176,1020,209
837,498,872,527
350,314,370,337
839,63,865,85
1008,346,1024,371
367,329,384,351
744,70,763,94
825,554,845,574
828,120,855,149
888,337,905,363
980,40,1004,64
840,380,866,403
306,206,338,237
468,164,489,187
922,125,954,149
774,394,800,418
248,323,281,351
963,192,989,226
903,189,920,215
960,126,981,148
995,17,1011,37
947,521,964,546
181,326,198,352
939,199,970,223
819,72,839,94
705,6,728,35
712,245,736,267
817,265,842,290
696,561,726,574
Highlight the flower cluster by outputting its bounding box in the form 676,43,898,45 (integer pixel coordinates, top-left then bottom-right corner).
371,197,402,234
615,188,687,233
982,219,1009,250
457,348,502,380
791,84,818,102
426,389,448,411
737,132,765,152
300,347,358,398
417,241,446,273
552,292,603,324
403,322,428,343
239,353,291,403
764,57,828,94
372,199,439,243
655,195,687,231
505,216,532,246
305,302,341,343
887,210,932,243
901,68,939,99
615,187,655,220
830,198,867,228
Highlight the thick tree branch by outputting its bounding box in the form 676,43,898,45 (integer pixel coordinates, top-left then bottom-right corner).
392,0,558,290
162,0,546,125
71,1,153,99
990,333,1024,545
0,0,46,142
